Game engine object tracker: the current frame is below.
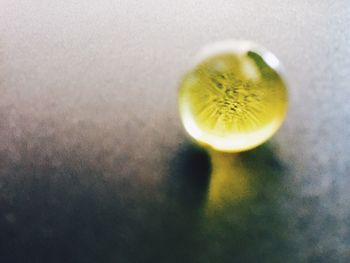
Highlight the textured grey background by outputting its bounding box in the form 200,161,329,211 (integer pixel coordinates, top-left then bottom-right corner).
0,1,349,262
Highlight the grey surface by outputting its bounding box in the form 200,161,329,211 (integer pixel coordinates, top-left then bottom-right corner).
0,1,349,262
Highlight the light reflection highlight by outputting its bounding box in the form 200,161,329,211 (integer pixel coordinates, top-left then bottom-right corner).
205,150,253,214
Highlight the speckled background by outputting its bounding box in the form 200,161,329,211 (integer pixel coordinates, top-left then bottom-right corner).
0,1,349,262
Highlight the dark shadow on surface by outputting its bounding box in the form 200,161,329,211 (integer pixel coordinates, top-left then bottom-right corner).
152,142,212,263
0,130,299,263
166,142,211,210
166,141,299,263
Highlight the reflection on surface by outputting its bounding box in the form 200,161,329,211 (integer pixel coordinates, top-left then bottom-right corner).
200,144,296,262
168,142,296,262
206,150,252,213
205,144,287,213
